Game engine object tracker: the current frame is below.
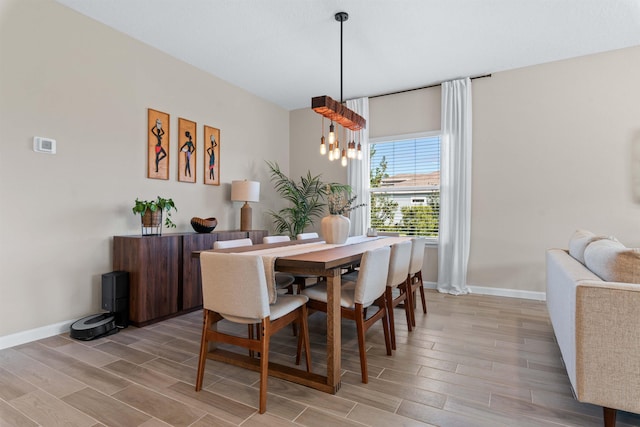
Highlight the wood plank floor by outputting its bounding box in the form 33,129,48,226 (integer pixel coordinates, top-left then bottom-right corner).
2,290,639,426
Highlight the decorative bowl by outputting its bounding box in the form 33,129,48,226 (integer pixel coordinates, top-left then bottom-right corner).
190,217,218,233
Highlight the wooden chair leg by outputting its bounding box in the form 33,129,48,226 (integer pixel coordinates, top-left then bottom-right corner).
296,316,303,366
295,304,312,372
355,305,368,383
379,296,392,356
402,283,413,332
407,276,417,327
248,324,255,358
258,319,270,414
603,407,617,427
302,305,312,371
195,310,211,391
417,271,427,314
385,287,397,350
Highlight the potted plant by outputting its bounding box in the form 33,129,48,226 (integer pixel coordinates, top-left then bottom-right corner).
266,161,349,238
322,187,366,244
132,196,177,235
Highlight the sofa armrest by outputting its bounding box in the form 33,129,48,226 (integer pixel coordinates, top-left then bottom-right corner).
546,249,601,391
575,280,640,413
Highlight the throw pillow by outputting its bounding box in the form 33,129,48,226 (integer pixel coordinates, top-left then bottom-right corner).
568,229,608,264
584,239,640,283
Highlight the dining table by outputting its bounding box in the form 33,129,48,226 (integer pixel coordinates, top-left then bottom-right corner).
195,234,411,394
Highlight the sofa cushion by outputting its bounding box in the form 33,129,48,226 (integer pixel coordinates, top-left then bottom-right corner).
584,239,640,283
568,229,608,264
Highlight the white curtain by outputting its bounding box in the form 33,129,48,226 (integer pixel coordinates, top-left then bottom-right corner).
437,78,472,295
346,97,370,236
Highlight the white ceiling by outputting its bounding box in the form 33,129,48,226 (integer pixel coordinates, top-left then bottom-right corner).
56,0,640,111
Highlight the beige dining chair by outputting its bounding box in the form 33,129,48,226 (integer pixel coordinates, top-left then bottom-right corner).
196,252,311,414
385,240,413,350
263,235,290,244
265,235,319,293
296,232,319,240
213,237,254,249
214,238,295,292
301,246,392,383
407,238,427,327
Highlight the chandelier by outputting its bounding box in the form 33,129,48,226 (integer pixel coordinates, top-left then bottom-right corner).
311,12,366,167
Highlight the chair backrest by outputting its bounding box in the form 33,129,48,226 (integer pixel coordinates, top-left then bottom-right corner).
200,252,270,322
354,246,391,307
296,232,319,240
213,238,253,249
386,240,412,287
263,235,291,244
409,238,426,275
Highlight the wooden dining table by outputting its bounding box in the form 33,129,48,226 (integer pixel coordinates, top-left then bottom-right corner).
195,235,410,394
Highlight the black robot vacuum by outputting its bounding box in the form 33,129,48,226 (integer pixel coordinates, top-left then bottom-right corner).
70,313,118,340
70,271,129,341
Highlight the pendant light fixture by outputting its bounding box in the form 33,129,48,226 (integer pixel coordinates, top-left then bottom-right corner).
312,11,366,166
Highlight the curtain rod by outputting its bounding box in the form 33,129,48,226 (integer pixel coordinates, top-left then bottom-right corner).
369,74,492,99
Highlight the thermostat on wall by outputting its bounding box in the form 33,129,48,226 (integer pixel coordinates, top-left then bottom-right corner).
33,136,56,154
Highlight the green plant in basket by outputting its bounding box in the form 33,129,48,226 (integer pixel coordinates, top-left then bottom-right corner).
132,196,177,228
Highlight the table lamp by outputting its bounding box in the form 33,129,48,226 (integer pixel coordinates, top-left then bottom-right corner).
231,180,260,231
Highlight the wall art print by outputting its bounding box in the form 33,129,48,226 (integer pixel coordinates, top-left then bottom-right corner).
178,117,197,183
147,108,170,180
204,125,220,186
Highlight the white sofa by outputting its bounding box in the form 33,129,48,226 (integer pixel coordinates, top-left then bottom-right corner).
546,230,640,427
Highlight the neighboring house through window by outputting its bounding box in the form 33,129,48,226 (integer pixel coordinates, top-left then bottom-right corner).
368,132,441,239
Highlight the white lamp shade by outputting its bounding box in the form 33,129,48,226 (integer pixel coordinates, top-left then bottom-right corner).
231,180,260,202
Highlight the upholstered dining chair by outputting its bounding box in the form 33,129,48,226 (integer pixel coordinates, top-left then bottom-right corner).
407,238,427,327
301,246,392,383
263,235,291,244
214,238,295,292
264,235,319,293
296,232,319,240
213,237,253,249
385,240,413,350
196,252,312,414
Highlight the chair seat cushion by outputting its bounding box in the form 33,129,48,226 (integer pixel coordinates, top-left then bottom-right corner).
302,281,360,309
275,272,295,288
269,294,309,320
341,271,359,282
220,294,308,323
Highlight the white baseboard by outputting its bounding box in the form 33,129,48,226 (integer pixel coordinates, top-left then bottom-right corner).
0,319,75,350
0,284,546,350
424,281,546,301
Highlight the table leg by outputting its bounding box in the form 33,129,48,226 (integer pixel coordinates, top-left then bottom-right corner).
326,268,341,392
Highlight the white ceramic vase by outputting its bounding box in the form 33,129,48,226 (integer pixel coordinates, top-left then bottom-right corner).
321,215,350,244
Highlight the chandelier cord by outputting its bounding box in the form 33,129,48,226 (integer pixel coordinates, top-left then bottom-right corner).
340,16,343,104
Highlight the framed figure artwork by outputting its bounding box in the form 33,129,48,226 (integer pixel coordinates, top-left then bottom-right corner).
178,118,197,183
147,108,170,180
204,125,220,185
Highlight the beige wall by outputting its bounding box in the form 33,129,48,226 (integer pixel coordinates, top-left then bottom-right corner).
290,47,640,295
470,46,640,292
0,0,289,337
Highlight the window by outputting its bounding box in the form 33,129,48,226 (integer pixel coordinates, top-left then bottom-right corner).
368,132,440,238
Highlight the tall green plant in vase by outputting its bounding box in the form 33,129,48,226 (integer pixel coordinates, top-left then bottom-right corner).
266,161,349,238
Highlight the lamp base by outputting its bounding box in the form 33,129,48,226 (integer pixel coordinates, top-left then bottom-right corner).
240,202,252,231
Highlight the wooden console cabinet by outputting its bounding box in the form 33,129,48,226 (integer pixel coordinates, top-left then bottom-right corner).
113,230,267,326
